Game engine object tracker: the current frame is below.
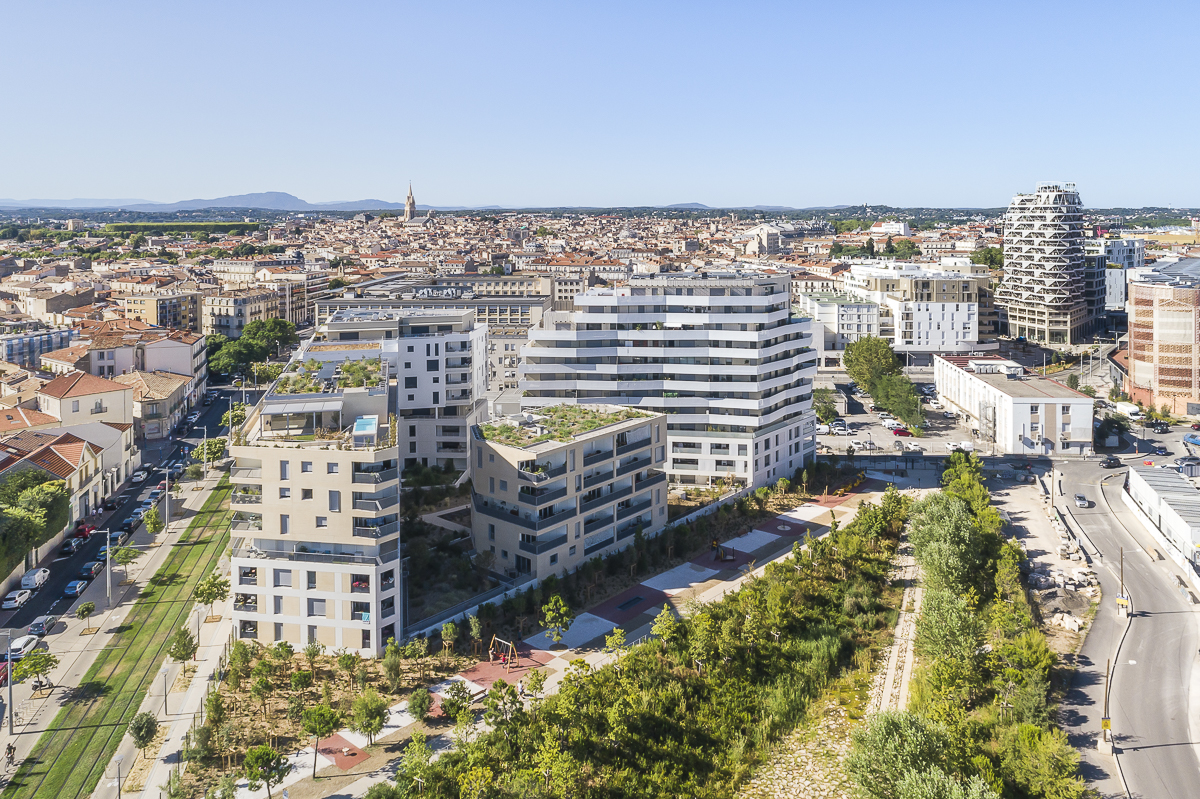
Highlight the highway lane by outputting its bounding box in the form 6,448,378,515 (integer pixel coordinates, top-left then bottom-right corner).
1059,461,1200,799
0,391,236,641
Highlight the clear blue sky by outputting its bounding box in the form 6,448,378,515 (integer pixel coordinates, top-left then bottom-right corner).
3,0,1196,209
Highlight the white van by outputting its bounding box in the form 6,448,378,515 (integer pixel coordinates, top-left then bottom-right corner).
20,568,49,591
815,424,830,435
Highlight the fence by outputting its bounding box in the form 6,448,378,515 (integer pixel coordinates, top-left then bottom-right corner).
670,484,756,528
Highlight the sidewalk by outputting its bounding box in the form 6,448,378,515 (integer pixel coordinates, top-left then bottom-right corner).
0,475,226,784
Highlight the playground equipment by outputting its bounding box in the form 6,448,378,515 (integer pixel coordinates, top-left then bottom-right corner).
711,538,737,562
488,634,520,673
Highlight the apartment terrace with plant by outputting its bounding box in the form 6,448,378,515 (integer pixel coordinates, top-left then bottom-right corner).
519,271,819,489
228,337,402,656
471,404,667,579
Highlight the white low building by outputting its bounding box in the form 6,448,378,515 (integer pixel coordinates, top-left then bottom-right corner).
1124,466,1200,561
933,355,1094,456
792,292,879,369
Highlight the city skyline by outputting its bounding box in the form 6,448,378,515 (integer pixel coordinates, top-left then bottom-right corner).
4,1,1200,208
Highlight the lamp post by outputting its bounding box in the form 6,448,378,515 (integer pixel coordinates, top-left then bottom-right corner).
113,754,123,799
6,631,12,734
160,666,170,715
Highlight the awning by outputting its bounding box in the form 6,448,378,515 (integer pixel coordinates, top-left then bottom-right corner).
262,400,344,416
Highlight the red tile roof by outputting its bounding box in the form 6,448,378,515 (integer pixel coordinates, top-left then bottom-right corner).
38,371,132,399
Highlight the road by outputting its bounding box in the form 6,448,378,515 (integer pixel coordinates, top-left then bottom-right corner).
0,390,246,643
1057,455,1200,799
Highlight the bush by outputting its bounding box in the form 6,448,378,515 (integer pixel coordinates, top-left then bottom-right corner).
408,687,432,721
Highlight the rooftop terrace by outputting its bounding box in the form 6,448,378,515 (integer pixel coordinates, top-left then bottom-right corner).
478,404,650,448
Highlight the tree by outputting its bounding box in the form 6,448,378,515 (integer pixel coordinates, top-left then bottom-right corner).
112,546,138,580
144,506,164,535
483,679,524,736
221,403,248,429
441,620,458,656
914,589,984,666
194,439,227,463
251,676,272,713
351,688,389,745
167,625,198,662
468,614,482,653
301,705,341,778
540,595,573,646
243,744,291,799
843,336,902,391
128,233,147,250
328,277,347,290
652,604,678,649
14,649,58,687
440,680,472,720
970,247,1003,268
291,670,313,692
896,767,999,799
1081,385,1096,398
458,766,494,799
846,710,954,799
1065,372,1080,391
865,238,876,257
525,668,547,704
407,687,432,721
195,572,230,619
812,387,838,423
241,319,299,357
76,601,96,632
128,711,159,759
395,730,433,794
364,784,402,799
998,724,1086,799
336,649,361,687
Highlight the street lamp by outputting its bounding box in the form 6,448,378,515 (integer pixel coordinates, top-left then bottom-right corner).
160,666,170,715
5,631,12,734
112,754,123,799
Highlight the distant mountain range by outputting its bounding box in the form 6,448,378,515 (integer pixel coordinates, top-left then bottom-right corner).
0,192,852,213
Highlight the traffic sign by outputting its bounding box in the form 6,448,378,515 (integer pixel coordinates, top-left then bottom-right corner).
1101,717,1111,731
1115,596,1130,608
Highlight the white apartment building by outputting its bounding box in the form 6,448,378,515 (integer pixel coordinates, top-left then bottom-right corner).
471,406,667,579
933,355,1094,456
519,271,819,489
842,262,988,360
1085,237,1145,312
315,307,488,473
792,292,880,369
229,340,401,656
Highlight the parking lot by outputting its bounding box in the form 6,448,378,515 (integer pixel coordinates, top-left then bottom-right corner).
817,381,981,457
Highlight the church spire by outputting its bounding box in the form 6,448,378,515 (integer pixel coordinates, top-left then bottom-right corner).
404,182,416,222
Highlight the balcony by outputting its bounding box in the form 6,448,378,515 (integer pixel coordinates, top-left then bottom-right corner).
350,577,371,594
352,468,398,484
232,520,263,533
238,568,258,586
90,406,109,415
616,497,653,522
518,533,569,555
616,438,651,457
616,456,651,478
233,596,258,612
583,449,614,466
436,443,468,454
584,514,613,534
671,461,700,471
579,484,632,514
231,492,262,505
583,470,613,489
518,463,567,482
233,547,387,567
634,471,667,491
584,536,615,556
353,495,400,512
353,521,399,538
473,496,576,531
231,467,262,481
518,486,568,506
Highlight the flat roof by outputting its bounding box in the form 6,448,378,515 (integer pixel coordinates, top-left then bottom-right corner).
938,355,1090,401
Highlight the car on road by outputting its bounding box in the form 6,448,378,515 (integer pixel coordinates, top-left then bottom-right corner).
1175,456,1200,466
148,489,163,502
1155,446,1169,456
73,522,96,540
102,499,118,511
109,530,130,546
1074,494,1088,508
79,561,103,579
131,508,147,521
60,538,82,556
63,581,88,598
28,615,58,637
942,411,956,418
929,401,943,410
892,428,913,436
3,635,39,661
1,589,32,610
1101,456,1122,468
1192,423,1200,431
119,518,138,532
97,546,110,561
132,470,150,483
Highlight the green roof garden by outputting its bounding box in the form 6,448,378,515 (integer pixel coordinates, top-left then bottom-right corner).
479,405,650,447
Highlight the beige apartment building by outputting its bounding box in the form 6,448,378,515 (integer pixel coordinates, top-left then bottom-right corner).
1127,279,1200,415
202,289,281,339
229,339,400,656
471,405,667,580
116,291,202,332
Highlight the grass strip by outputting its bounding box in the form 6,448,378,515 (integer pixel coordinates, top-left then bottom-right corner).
2,479,232,799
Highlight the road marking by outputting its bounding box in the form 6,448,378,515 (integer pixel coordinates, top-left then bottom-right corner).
1129,659,1137,665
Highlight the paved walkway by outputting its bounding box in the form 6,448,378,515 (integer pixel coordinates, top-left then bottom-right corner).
228,484,893,799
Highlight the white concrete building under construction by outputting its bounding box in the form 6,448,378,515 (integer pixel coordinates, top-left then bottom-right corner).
519,271,819,489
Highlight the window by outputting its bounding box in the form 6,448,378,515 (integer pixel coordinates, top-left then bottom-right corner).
738,444,748,456
381,597,395,617
274,622,284,641
488,523,495,540
550,553,558,565
307,625,317,642
274,595,283,614
301,461,312,473
307,571,317,590
489,477,495,493
427,359,439,372
280,461,290,480
302,488,313,500
72,400,79,413
433,391,439,404
405,377,417,389
501,550,509,559
407,394,414,402
499,480,508,492
273,569,292,588
409,442,416,453
307,598,326,617
410,425,417,437
327,463,339,474
279,487,291,499
280,514,290,535
316,516,327,527
328,491,341,512
569,545,577,557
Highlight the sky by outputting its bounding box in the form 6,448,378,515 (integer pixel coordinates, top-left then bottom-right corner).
3,0,1198,210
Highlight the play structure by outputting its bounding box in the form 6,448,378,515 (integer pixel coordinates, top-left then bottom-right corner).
488,634,520,673
711,538,737,562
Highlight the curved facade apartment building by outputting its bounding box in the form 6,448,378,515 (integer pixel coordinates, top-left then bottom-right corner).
1127,280,1200,415
518,272,818,489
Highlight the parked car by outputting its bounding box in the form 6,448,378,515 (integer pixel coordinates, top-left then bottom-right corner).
79,561,103,579
904,442,924,452
21,568,49,591
60,538,82,556
97,546,110,562
1074,494,1088,508
131,471,150,484
63,581,88,598
28,615,58,637
892,428,913,437
1192,423,1200,431
1,590,32,610
1155,446,1169,456
109,530,130,546
815,424,830,435
942,411,956,418
929,401,943,410
148,489,164,502
3,636,39,661
102,499,118,511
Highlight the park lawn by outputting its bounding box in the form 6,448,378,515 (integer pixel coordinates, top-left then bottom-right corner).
2,480,232,799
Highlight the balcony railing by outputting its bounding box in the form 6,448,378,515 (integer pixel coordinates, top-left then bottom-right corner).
473,496,577,531
583,514,613,534
233,601,258,612
353,495,399,512
518,463,566,482
231,468,262,481
518,486,568,506
583,470,613,489
90,406,109,415
352,468,398,484
518,533,569,555
231,493,262,505
616,456,651,478
353,521,399,538
579,484,632,514
634,471,667,491
233,547,388,566
616,498,653,522
616,438,651,457
584,536,615,556
583,449,614,466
